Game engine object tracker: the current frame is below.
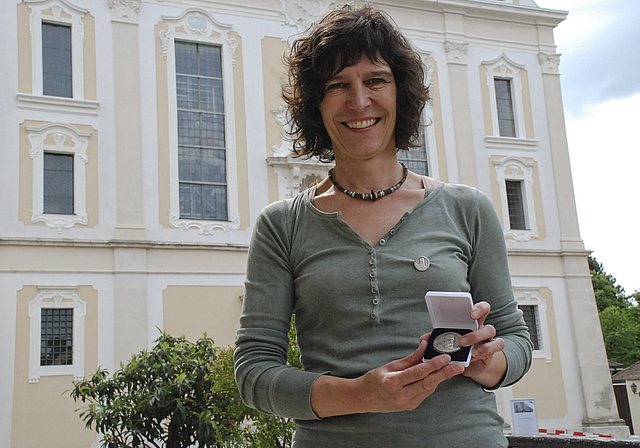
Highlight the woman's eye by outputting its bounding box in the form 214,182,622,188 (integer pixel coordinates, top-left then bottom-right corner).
367,78,386,86
326,82,347,91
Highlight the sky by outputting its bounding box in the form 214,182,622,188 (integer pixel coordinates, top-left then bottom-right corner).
533,0,640,295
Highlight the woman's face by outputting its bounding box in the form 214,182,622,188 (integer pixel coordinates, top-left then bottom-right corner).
319,55,397,163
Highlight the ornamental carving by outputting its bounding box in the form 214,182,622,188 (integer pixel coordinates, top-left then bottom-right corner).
444,41,468,65
538,53,561,75
169,213,241,234
109,0,141,24
279,0,337,33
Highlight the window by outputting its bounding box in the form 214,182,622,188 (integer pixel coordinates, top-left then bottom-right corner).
26,122,90,232
43,152,74,215
160,9,241,233
519,305,540,350
28,286,86,383
23,0,87,100
482,54,533,140
495,79,516,138
493,157,539,242
398,61,438,179
514,288,551,361
505,180,526,230
175,41,227,221
42,22,73,98
40,308,73,366
398,129,430,176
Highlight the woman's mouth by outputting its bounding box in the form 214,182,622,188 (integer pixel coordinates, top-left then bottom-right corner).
344,118,380,129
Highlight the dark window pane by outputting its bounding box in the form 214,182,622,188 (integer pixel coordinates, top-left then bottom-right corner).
495,79,516,137
175,41,227,220
399,128,430,176
506,180,526,230
519,305,540,350
41,308,73,366
44,153,74,215
42,23,72,98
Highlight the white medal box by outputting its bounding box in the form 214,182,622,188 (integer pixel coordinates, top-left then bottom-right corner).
422,291,479,367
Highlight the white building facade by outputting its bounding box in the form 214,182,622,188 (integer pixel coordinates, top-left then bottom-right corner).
0,0,628,446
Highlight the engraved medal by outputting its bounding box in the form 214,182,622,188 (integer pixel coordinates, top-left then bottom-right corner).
433,331,462,354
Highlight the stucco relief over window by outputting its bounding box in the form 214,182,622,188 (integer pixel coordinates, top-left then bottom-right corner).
493,156,538,242
159,9,241,234
28,285,86,383
278,0,337,33
27,122,90,232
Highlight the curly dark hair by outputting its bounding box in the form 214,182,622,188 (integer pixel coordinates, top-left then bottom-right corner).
282,2,429,162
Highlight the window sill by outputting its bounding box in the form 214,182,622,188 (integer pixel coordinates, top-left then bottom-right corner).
485,136,538,152
169,214,241,234
17,93,99,116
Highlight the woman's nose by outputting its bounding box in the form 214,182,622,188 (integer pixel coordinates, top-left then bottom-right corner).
347,84,371,111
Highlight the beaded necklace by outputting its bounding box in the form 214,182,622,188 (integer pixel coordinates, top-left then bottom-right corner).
328,162,408,201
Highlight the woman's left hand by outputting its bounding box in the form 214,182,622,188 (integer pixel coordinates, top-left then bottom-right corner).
424,301,507,388
419,301,507,388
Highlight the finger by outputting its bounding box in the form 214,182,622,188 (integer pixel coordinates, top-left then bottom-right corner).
459,324,497,347
417,362,465,394
385,339,429,372
419,333,432,344
471,301,491,326
471,338,505,359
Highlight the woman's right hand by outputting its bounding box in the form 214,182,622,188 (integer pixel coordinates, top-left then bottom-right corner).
310,339,465,417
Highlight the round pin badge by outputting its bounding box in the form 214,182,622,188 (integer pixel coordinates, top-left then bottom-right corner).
413,256,430,272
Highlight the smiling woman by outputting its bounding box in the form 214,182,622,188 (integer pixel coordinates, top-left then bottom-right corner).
234,3,533,447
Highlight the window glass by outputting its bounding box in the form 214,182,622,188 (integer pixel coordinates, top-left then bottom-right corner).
44,152,74,215
519,305,540,350
398,129,429,176
175,41,227,220
40,308,73,366
42,22,73,98
495,78,516,137
505,180,526,230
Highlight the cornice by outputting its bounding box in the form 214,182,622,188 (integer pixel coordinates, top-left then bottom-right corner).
143,0,567,29
0,237,249,251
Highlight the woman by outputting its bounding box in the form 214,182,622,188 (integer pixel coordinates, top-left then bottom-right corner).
234,3,532,447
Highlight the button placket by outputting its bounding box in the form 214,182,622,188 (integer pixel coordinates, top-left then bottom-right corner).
369,251,381,323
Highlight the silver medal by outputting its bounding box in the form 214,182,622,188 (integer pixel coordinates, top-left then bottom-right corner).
433,331,462,354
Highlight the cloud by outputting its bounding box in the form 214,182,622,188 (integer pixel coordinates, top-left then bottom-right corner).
544,0,640,118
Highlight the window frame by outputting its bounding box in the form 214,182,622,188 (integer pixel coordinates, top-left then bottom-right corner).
483,54,527,139
494,156,538,242
514,287,552,362
160,9,240,233
398,62,439,179
26,0,86,100
28,285,86,383
26,122,90,232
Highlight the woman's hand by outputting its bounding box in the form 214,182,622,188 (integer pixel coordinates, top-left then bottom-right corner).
310,340,464,418
456,301,507,388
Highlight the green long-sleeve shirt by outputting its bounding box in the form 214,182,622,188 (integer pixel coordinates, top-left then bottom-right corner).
235,182,533,447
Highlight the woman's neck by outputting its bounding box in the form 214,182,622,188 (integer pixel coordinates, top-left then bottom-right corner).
330,154,403,193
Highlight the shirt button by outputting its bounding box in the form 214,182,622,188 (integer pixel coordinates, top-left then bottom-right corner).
370,313,377,319
369,259,375,265
401,217,407,223
379,238,386,245
369,272,375,278
389,229,396,236
373,298,380,305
